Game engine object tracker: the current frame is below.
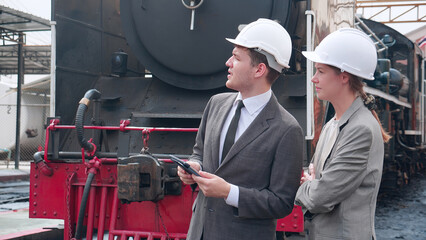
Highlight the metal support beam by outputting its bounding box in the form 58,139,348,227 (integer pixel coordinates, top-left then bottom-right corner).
15,33,24,169
0,28,25,45
422,58,426,145
356,1,426,24
0,45,50,74
50,21,56,117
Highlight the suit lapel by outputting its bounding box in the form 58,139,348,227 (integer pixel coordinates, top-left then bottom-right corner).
318,97,365,171
337,97,363,129
216,94,278,171
211,94,237,171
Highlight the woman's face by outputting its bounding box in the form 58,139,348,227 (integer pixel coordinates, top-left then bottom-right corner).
311,63,344,102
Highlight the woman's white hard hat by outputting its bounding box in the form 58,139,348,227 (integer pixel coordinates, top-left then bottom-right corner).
226,18,292,72
302,28,377,80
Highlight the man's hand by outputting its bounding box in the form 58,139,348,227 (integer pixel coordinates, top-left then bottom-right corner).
193,171,231,198
300,163,315,185
177,161,201,185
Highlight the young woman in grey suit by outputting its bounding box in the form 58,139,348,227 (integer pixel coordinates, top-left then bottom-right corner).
295,28,391,240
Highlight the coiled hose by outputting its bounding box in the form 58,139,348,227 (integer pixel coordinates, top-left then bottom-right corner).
75,89,101,152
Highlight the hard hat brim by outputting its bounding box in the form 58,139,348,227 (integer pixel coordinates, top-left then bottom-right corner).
302,51,375,80
226,38,253,49
302,51,323,64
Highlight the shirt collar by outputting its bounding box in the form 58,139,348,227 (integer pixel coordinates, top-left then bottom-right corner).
235,89,272,115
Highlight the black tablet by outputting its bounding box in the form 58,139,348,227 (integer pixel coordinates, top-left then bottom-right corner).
170,155,201,177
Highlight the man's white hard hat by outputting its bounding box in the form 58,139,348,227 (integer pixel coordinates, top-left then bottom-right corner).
226,18,292,72
302,28,377,80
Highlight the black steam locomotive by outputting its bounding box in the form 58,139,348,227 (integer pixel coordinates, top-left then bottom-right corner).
29,0,425,239
51,0,424,188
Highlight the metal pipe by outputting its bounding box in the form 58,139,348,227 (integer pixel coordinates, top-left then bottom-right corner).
97,187,108,240
33,151,53,176
77,186,83,234
15,32,24,169
86,187,96,240
43,151,190,161
50,21,57,117
305,10,315,140
50,125,198,132
108,188,119,240
120,233,127,240
190,1,195,30
421,58,425,145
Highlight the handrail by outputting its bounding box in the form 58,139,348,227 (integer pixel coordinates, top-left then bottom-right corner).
305,10,316,140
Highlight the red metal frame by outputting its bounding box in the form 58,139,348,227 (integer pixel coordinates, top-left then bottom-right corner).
30,120,303,239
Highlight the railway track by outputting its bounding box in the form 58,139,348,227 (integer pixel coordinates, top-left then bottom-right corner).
0,180,29,211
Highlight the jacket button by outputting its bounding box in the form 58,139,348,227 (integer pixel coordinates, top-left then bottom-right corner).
208,208,214,212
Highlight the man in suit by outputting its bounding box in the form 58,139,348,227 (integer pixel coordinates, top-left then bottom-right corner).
177,19,303,240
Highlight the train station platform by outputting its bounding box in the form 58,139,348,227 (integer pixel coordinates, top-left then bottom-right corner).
0,209,63,239
0,161,63,240
0,161,30,182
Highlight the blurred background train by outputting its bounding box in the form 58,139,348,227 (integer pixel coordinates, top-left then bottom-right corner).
29,0,426,239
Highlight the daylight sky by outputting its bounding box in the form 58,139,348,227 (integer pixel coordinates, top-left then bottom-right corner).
1,0,425,82
1,0,425,45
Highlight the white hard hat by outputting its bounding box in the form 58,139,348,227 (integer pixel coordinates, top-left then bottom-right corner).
303,28,377,80
226,18,292,72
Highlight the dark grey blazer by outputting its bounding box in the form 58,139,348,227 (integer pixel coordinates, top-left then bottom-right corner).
295,97,384,240
186,92,304,240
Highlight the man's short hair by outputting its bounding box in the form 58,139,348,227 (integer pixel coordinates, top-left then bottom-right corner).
247,48,281,84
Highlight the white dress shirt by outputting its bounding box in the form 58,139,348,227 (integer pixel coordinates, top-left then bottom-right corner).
219,89,272,208
315,117,339,174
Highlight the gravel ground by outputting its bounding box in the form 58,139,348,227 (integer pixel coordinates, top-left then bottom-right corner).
375,173,426,240
286,173,426,240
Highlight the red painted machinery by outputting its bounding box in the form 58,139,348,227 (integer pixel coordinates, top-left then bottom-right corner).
30,93,303,240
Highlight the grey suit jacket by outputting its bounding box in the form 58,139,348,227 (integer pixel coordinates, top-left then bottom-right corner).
295,97,384,240
186,92,303,240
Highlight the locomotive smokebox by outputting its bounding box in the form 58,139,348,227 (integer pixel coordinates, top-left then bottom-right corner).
120,0,296,90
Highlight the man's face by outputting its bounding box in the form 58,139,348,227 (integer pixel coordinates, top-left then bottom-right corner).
225,47,257,92
312,63,344,102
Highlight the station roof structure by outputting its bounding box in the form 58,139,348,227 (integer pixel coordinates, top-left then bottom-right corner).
0,5,51,75
356,0,426,24
0,45,50,74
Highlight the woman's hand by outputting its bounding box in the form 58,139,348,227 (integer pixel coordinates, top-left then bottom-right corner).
300,163,315,185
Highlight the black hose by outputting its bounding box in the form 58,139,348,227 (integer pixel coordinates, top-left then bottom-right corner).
74,172,95,240
33,151,53,176
75,89,101,152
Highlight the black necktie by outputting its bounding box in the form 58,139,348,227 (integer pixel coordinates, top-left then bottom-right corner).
221,100,244,162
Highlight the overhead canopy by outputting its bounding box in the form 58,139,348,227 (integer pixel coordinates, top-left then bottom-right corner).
0,45,50,74
0,5,51,75
8,75,50,95
0,5,50,32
